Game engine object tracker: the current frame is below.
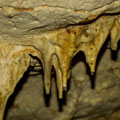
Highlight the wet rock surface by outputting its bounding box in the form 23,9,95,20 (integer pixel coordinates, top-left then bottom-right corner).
5,42,120,120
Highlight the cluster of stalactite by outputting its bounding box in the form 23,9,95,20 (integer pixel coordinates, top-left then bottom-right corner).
0,14,120,120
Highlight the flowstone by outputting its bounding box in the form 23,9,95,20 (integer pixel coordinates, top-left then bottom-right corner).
0,0,120,120
5,43,120,120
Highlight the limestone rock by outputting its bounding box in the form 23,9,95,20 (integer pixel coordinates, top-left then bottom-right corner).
5,46,120,120
0,0,120,35
0,0,119,120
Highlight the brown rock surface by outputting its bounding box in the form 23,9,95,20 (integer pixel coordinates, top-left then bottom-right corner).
0,0,120,120
5,44,120,120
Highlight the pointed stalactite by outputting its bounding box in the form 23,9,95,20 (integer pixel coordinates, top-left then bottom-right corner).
43,55,52,94
54,48,72,93
60,56,72,91
111,19,120,50
62,67,69,91
77,16,115,75
52,54,63,98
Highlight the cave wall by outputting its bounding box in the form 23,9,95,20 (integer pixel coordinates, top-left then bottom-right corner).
0,0,120,120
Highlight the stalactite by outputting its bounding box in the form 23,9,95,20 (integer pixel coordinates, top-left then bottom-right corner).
0,14,119,120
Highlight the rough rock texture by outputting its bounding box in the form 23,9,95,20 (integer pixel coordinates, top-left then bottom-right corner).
0,0,120,34
5,46,120,120
0,0,120,120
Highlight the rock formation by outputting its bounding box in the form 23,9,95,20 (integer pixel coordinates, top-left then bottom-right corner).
0,0,120,120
